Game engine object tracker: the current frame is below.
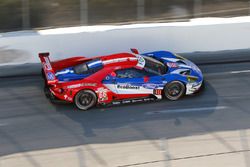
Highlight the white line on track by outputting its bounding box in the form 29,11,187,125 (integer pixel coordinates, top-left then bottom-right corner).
145,106,228,115
231,70,250,74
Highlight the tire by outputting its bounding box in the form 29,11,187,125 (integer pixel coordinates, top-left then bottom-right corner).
164,81,185,101
74,90,97,110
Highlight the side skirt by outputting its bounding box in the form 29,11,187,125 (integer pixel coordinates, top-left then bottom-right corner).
100,96,159,107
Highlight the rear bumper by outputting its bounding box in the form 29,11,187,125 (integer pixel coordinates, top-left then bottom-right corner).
44,86,67,103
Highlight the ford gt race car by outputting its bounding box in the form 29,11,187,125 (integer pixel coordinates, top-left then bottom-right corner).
39,49,203,110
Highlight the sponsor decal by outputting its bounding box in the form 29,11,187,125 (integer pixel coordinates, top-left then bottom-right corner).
153,89,162,95
122,100,130,104
117,84,140,90
112,101,121,105
67,83,97,89
135,55,145,68
105,76,110,80
111,98,155,105
64,95,67,99
167,62,178,68
64,95,72,101
47,72,55,81
98,87,108,101
132,99,143,103
43,57,52,70
142,84,158,89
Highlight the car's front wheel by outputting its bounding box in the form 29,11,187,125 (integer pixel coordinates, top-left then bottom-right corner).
74,90,97,110
164,81,185,100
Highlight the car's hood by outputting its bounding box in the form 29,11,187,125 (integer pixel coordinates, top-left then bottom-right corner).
142,51,202,79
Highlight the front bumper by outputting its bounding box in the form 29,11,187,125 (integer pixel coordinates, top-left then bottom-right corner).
186,81,203,95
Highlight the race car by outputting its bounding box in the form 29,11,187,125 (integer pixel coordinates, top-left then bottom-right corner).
39,49,203,110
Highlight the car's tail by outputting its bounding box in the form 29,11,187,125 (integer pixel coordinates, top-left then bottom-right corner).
39,52,58,85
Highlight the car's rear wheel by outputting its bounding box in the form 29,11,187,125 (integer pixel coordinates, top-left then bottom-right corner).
74,90,97,110
164,81,185,100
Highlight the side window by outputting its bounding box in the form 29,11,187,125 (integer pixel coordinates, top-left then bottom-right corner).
116,68,153,78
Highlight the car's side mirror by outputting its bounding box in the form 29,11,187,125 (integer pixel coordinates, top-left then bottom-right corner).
131,48,139,54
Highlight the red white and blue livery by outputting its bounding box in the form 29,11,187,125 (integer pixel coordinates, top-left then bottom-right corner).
39,49,203,110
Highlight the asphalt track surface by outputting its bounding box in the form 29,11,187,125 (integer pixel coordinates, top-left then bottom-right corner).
0,60,250,165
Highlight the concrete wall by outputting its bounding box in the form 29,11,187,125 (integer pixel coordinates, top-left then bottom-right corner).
0,16,250,65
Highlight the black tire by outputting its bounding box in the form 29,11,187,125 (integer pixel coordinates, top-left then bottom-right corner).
74,90,97,111
164,81,185,100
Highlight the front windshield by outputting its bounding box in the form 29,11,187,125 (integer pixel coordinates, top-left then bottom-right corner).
143,56,167,75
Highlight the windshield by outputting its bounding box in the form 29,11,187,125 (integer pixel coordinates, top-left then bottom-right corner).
143,56,167,75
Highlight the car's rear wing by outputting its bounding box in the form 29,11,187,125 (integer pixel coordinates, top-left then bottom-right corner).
39,52,58,85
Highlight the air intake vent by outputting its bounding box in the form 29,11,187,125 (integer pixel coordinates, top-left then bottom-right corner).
180,70,191,75
177,60,186,65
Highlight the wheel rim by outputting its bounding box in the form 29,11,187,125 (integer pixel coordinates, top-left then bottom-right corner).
167,84,181,97
164,81,185,100
78,92,93,106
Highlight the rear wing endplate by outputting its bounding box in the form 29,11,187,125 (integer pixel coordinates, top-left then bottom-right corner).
39,53,58,85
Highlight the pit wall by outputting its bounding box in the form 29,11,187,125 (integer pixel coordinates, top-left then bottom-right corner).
0,16,250,65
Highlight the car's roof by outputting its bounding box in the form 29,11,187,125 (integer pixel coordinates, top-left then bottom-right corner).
84,53,143,81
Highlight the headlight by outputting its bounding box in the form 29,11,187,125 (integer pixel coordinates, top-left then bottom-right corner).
187,76,198,83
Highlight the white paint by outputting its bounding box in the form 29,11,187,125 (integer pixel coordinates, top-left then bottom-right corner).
102,57,136,65
1,16,250,66
161,58,179,62
186,81,202,95
145,106,228,115
87,60,102,66
231,70,250,74
36,16,250,35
